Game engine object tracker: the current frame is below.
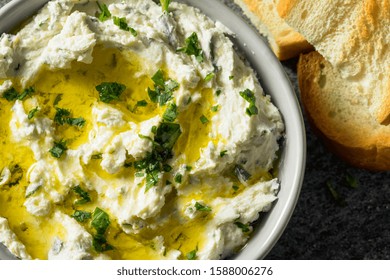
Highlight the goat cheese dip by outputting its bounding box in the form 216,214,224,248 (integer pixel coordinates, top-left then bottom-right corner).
0,0,284,260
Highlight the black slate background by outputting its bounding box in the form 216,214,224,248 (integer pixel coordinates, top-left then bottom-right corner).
0,0,389,260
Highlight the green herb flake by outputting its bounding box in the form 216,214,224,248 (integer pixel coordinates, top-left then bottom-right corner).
93,234,114,252
54,108,85,127
73,185,91,205
239,89,258,117
71,210,92,223
186,247,198,260
174,173,182,184
17,87,35,101
185,165,192,171
160,0,171,13
28,107,39,120
215,89,222,96
53,94,63,106
136,100,148,107
113,16,137,36
148,70,179,106
155,122,182,150
229,75,234,80
96,2,111,22
163,103,178,122
200,115,209,124
6,164,23,187
91,153,103,160
345,173,359,189
91,207,110,234
211,105,219,112
91,208,113,252
220,150,228,157
49,140,68,159
135,172,145,177
3,88,19,101
194,202,211,212
96,82,126,103
326,180,346,207
232,185,239,191
234,221,250,233
145,170,160,192
177,32,204,63
3,87,35,101
204,72,215,82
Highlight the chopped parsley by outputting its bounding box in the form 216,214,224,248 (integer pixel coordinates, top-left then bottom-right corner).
177,32,204,63
6,164,23,187
204,72,215,82
215,89,222,96
229,75,234,80
133,122,182,192
326,180,346,207
53,94,63,106
49,140,68,158
17,87,35,100
186,247,198,260
3,88,18,101
200,115,209,124
54,107,86,127
3,87,35,101
194,202,211,212
91,207,114,252
162,103,178,122
148,70,179,106
145,170,160,192
232,185,239,192
136,100,148,107
239,89,258,116
220,150,228,157
91,153,103,160
211,105,219,112
345,173,358,189
234,221,250,233
96,82,126,103
96,2,111,22
185,165,192,171
113,16,137,36
160,0,171,13
28,107,39,120
72,185,91,205
174,173,182,184
71,210,92,223
91,207,110,234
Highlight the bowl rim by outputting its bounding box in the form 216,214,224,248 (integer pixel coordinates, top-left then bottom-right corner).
0,0,306,260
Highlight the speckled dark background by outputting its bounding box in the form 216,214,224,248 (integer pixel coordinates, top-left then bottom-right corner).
0,0,389,260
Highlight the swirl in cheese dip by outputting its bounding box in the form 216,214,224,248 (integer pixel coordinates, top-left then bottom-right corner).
0,0,284,260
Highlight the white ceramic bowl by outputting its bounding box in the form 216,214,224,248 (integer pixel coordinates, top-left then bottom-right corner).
0,0,306,260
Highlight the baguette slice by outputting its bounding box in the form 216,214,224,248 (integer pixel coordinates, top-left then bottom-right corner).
298,52,390,170
233,0,312,60
278,0,390,125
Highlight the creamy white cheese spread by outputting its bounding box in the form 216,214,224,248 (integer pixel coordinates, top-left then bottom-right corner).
0,0,284,260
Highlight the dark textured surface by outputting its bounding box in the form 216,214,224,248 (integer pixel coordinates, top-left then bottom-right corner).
0,0,389,260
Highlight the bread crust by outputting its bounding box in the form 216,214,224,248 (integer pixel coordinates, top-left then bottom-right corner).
298,52,390,171
279,0,390,125
234,0,312,60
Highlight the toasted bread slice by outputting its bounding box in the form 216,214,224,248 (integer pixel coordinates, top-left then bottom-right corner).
233,0,312,60
278,0,390,125
298,52,390,170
